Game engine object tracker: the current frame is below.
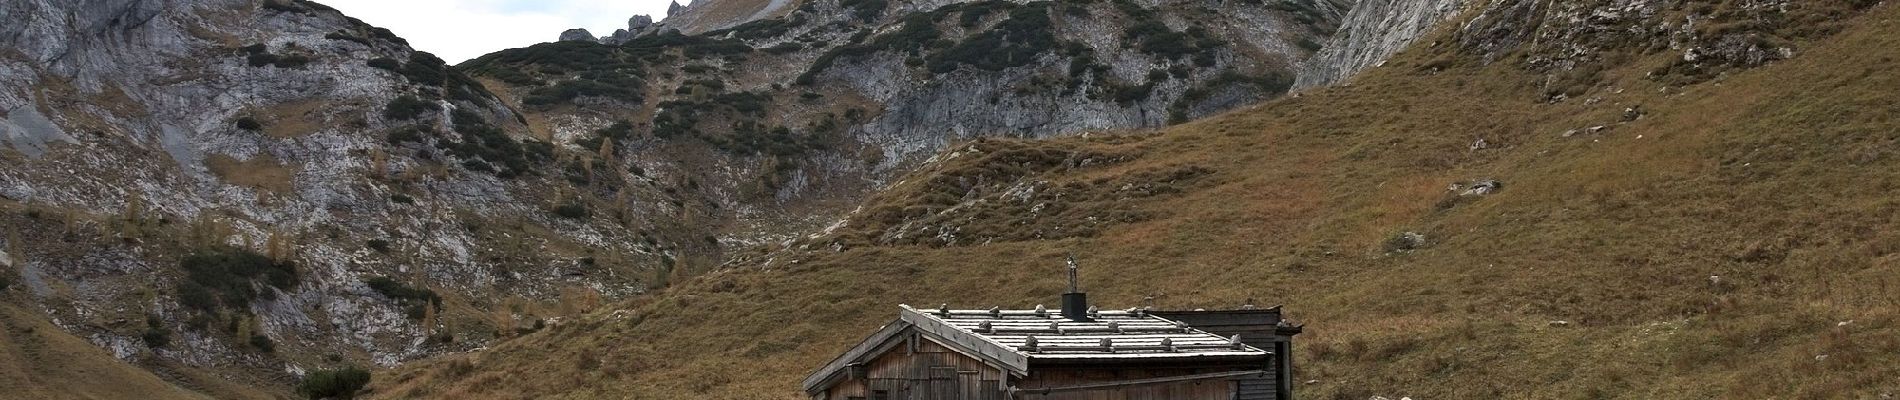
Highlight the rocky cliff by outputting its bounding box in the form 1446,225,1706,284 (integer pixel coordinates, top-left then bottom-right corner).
1294,0,1468,87
0,0,686,391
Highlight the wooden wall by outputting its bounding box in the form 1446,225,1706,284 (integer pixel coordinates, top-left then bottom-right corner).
1015,368,1243,400
1152,311,1292,400
821,334,1009,400
817,328,1268,400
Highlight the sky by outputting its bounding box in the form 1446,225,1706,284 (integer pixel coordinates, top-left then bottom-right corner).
318,0,678,63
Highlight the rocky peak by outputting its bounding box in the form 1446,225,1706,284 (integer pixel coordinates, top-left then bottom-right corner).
669,0,687,17
555,14,663,46
558,28,599,43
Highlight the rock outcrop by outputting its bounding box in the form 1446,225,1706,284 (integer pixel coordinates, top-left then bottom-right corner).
558,28,599,42
1296,0,1470,88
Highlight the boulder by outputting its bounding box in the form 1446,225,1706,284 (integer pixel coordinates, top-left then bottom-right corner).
558,28,598,43
1462,179,1502,196
603,29,634,45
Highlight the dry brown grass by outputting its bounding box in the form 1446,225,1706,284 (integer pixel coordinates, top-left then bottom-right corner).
0,301,219,399
204,154,297,195
258,99,333,139
375,3,1900,399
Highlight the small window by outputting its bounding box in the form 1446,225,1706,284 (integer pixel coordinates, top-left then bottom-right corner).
871,390,889,400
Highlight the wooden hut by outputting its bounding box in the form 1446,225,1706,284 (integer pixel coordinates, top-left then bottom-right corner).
803,277,1303,400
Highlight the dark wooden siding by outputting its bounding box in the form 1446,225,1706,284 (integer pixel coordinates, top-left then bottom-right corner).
1016,368,1243,400
825,333,1008,400
1153,310,1292,400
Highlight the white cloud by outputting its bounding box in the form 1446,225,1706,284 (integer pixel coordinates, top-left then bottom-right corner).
316,0,678,63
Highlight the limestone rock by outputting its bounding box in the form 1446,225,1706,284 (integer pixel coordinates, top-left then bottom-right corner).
1297,0,1472,88
558,28,599,43
603,29,634,45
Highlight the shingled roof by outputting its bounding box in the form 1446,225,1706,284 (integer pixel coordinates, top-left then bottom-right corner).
802,304,1272,393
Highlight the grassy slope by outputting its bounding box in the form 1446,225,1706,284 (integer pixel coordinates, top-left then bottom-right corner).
0,302,213,400
374,3,1900,399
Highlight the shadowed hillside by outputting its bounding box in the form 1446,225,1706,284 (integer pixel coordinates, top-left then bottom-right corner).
372,1,1900,399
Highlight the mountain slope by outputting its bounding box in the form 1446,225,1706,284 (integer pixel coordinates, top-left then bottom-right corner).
0,0,1355,394
1,0,678,392
464,0,1351,245
376,0,1900,398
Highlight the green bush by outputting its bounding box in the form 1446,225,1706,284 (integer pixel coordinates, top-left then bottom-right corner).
365,277,441,320
400,52,449,86
176,246,299,314
239,44,314,69
710,91,771,116
366,58,401,71
248,52,280,67
926,3,1056,73
1110,81,1156,104
296,366,371,400
365,277,439,305
388,193,414,204
486,68,541,86
261,0,302,13
141,318,171,349
369,28,407,46
461,159,494,173
553,201,590,220
1296,38,1323,52
365,239,391,253
764,42,804,55
386,125,427,144
235,117,264,131
382,95,437,120
442,108,553,178
324,31,370,46
1167,71,1291,123
709,122,828,157
797,11,951,84
523,71,644,105
250,334,276,353
1114,0,1225,65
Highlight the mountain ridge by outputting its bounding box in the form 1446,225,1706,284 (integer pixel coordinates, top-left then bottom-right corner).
3,0,1894,398
374,0,1900,398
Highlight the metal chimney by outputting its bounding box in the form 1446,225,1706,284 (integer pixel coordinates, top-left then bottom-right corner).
1061,255,1090,321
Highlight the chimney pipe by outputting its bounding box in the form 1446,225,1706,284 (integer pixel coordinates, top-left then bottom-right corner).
1062,255,1090,321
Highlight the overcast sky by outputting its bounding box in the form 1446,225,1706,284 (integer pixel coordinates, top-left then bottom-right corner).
318,0,677,63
